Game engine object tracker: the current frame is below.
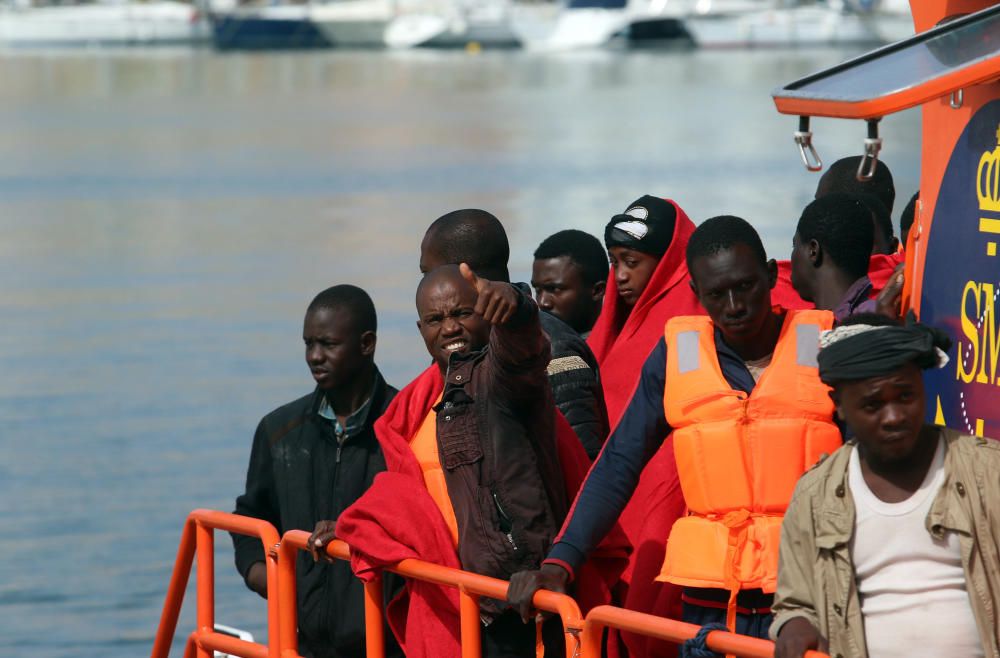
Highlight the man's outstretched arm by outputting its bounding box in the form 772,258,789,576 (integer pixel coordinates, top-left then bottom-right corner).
508,338,671,621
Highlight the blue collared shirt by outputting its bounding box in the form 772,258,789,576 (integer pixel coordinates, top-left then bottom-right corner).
316,379,378,444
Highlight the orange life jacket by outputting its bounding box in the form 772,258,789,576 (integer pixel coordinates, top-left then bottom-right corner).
657,309,840,599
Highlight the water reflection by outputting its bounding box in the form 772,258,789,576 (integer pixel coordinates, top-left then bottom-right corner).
0,48,920,658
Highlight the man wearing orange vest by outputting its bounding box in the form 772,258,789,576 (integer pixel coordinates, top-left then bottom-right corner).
509,215,843,639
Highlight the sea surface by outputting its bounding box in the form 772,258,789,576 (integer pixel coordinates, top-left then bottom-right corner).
0,46,920,658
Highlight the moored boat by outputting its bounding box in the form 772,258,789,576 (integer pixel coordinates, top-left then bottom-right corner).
384,0,519,49
310,0,395,48
209,3,331,50
0,1,210,48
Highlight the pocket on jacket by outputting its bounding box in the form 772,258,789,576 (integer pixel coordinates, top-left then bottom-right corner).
476,486,518,564
438,404,483,469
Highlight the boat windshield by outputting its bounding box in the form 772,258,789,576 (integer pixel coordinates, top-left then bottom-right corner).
777,4,1000,102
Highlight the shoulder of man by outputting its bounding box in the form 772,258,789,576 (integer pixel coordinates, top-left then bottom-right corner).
942,425,1000,463
793,441,853,498
258,391,316,445
540,311,598,366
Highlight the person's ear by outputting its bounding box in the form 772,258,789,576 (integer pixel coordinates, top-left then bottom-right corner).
766,259,778,289
807,239,822,268
592,279,606,302
828,389,845,419
359,331,377,357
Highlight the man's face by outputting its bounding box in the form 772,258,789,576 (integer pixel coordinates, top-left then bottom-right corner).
303,307,373,390
690,244,776,345
833,363,926,464
789,231,815,302
608,246,659,308
416,274,491,371
531,256,603,334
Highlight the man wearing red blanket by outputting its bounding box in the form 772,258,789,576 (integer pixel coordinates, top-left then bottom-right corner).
336,263,587,658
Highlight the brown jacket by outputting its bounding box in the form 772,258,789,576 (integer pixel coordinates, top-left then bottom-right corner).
770,426,1000,658
437,284,569,613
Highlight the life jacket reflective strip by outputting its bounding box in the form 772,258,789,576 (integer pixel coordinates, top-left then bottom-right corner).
657,310,840,607
410,400,460,548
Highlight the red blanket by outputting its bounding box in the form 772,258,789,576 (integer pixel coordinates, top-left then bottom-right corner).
587,201,703,429
337,365,625,658
868,251,905,298
336,471,462,658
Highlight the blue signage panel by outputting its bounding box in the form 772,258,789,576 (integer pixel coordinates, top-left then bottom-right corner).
922,99,1000,438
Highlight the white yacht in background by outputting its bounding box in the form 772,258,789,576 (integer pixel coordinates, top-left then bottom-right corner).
0,0,209,47
682,0,909,48
512,0,628,50
869,0,913,43
384,0,519,48
512,0,690,51
310,0,395,48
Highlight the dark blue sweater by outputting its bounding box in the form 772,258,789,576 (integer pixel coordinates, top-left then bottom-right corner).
546,331,757,573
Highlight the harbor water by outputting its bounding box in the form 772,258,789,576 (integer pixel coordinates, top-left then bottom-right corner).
0,48,920,658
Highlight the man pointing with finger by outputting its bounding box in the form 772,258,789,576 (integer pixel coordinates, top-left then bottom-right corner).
334,262,580,658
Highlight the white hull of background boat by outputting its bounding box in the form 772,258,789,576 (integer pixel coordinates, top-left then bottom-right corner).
0,2,208,47
311,0,394,47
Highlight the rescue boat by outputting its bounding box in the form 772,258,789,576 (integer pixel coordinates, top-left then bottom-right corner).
151,1,1000,656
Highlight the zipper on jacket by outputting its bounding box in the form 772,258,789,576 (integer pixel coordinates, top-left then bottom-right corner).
492,490,518,551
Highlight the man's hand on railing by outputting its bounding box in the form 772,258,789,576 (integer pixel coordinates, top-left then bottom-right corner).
307,520,338,563
507,563,570,624
774,617,828,658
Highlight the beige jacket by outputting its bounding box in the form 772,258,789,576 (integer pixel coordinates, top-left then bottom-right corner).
770,426,1000,658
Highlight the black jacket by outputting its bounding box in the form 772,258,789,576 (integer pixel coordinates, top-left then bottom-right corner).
231,369,399,658
437,287,568,617
539,311,609,459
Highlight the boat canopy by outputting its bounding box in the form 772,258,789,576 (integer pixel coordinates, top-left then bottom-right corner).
772,3,1000,120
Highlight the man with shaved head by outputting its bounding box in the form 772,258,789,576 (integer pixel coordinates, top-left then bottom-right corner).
335,262,576,658
421,209,609,459
232,284,401,658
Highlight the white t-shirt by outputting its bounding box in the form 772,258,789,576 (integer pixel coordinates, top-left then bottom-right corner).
849,439,984,658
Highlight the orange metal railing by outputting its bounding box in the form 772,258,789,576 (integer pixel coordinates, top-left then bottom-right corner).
278,530,585,658
150,509,282,658
152,511,829,658
579,605,827,658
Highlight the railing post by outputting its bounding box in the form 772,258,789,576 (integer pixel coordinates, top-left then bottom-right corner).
459,588,482,658
265,543,282,658
579,618,605,658
151,517,197,658
195,521,215,658
277,534,300,658
363,577,386,658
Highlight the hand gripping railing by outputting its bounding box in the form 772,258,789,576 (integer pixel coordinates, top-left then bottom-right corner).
278,530,585,658
150,509,282,658
578,605,828,658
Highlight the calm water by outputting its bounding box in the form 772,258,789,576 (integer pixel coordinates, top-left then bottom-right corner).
0,47,919,657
